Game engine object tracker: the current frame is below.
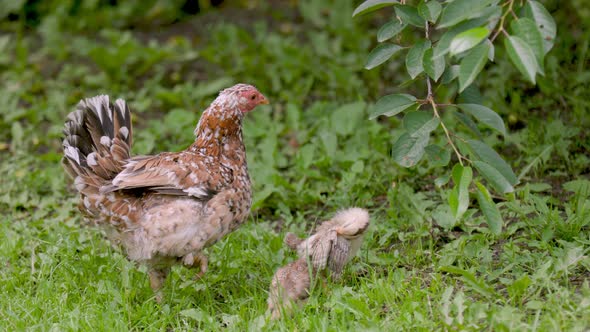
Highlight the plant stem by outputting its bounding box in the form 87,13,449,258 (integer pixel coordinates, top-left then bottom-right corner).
490,0,515,42
427,78,464,166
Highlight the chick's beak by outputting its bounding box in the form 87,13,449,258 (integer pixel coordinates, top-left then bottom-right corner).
259,94,269,105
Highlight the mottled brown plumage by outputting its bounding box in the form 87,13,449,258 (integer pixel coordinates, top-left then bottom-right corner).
62,84,268,301
268,207,370,318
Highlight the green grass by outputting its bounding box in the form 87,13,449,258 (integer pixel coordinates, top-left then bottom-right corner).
1,0,589,330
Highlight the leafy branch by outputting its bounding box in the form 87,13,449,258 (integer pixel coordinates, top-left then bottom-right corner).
354,0,556,231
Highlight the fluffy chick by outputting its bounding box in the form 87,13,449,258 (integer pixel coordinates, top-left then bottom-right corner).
268,207,370,318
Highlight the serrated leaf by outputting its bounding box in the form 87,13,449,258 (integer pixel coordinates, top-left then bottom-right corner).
504,35,538,84
403,111,440,137
523,1,556,54
425,144,450,167
365,43,404,70
475,181,503,235
369,93,417,119
440,266,496,298
423,48,446,81
352,0,400,17
405,40,431,79
449,164,472,220
458,41,490,92
450,27,489,55
467,139,517,186
457,103,506,136
511,18,545,74
395,5,425,28
418,1,442,23
392,132,429,167
377,20,407,42
438,0,498,29
473,160,514,194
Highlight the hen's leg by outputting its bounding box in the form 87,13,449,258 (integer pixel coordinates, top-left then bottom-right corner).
148,267,170,303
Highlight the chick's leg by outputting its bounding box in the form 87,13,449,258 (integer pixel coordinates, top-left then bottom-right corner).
148,267,170,303
192,252,208,278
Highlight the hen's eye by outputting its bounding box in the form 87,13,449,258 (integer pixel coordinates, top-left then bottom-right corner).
250,95,256,100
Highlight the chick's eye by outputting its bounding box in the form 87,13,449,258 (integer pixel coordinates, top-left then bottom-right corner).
250,95,256,100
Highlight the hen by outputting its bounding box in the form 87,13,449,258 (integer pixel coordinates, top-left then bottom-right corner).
62,83,268,301
268,207,370,318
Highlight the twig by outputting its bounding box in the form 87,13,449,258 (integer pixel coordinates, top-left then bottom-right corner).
490,0,515,42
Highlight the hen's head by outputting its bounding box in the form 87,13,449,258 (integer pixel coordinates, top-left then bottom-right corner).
218,83,269,113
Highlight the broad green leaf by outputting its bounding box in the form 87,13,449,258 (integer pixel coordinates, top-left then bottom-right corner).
486,39,495,61
475,181,503,235
504,35,538,84
392,132,429,167
395,5,425,28
467,139,518,185
523,1,556,54
457,103,506,136
458,41,490,92
473,160,514,194
423,48,446,81
352,0,399,17
454,111,483,139
425,144,450,167
403,111,440,137
433,16,492,58
405,40,431,79
369,93,417,119
441,64,460,84
418,1,442,23
511,18,545,74
377,20,407,42
365,43,403,70
330,101,366,136
438,0,498,29
435,173,451,187
450,27,489,55
449,164,472,220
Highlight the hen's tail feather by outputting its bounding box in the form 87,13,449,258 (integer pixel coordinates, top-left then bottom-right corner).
62,95,133,192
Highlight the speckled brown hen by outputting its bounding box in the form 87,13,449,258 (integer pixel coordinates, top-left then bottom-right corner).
61,84,268,301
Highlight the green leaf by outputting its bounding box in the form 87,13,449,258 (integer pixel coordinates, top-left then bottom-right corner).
395,5,425,28
369,93,417,119
433,16,493,58
405,40,431,79
352,0,400,17
504,35,538,84
457,104,506,136
473,160,514,194
392,132,429,167
423,48,446,81
440,266,496,298
441,64,460,84
449,164,473,220
467,139,518,186
418,1,442,23
511,18,545,74
377,20,407,42
365,43,403,70
450,27,489,55
403,111,440,137
438,0,498,29
454,111,483,139
425,144,450,167
458,41,490,92
523,1,556,54
475,181,503,235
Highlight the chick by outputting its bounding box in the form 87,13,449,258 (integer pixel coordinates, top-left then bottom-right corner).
268,207,370,318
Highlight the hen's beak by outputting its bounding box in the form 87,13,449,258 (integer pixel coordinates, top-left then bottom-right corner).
260,95,269,105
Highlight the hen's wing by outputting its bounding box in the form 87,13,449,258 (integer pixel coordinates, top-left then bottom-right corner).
102,151,233,200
